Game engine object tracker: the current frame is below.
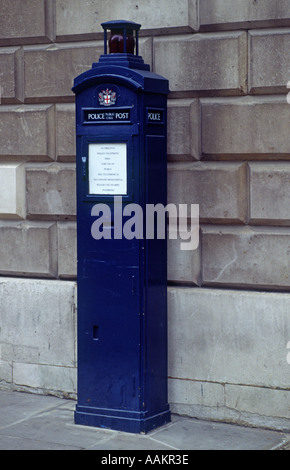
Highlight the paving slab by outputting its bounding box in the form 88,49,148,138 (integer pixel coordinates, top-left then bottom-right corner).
0,390,289,451
0,390,64,427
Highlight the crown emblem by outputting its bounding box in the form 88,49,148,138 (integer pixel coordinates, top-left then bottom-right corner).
98,88,117,106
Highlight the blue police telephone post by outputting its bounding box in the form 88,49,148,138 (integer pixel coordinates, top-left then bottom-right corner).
72,20,170,433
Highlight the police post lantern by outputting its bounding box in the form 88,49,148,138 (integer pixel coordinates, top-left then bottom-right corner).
72,20,170,433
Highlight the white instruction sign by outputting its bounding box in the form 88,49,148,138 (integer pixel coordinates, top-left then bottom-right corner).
88,143,127,195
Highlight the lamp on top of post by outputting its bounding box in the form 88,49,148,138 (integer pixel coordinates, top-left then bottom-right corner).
102,19,141,56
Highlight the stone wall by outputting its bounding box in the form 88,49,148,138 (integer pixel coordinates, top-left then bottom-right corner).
0,0,290,430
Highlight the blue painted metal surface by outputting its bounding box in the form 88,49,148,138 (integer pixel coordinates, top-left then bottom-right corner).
72,21,170,433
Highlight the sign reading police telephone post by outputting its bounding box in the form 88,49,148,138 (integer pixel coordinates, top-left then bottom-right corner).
84,108,131,124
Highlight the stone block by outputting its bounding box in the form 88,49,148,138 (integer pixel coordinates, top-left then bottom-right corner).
13,363,77,395
167,99,199,160
23,39,152,102
23,42,103,102
0,0,54,45
0,47,23,103
168,235,201,285
249,29,290,94
169,377,290,429
154,31,247,95
168,287,290,389
201,96,290,158
0,278,76,369
57,222,77,279
201,226,290,289
0,221,57,277
55,0,199,40
56,103,75,160
168,378,224,409
249,163,290,225
0,358,12,384
0,105,55,160
138,38,153,70
26,163,76,219
225,384,290,423
0,163,26,219
0,276,77,395
200,0,290,30
168,162,248,223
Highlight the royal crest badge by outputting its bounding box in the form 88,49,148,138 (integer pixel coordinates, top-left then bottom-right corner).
98,88,117,106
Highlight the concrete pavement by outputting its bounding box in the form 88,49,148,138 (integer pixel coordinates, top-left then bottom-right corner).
0,389,289,451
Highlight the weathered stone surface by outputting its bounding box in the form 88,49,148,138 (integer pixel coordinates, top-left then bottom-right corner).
23,42,103,102
168,235,201,285
0,0,54,45
0,355,12,384
167,99,199,160
0,221,57,277
249,29,290,94
168,378,224,409
0,47,23,103
26,163,76,219
23,38,152,102
13,362,77,395
0,277,77,394
55,0,199,40
249,163,290,225
202,226,290,289
57,222,77,279
200,0,290,30
0,163,26,219
168,287,290,389
225,384,290,422
168,162,248,223
201,96,290,158
154,31,247,94
56,103,75,160
0,105,55,160
0,278,76,367
170,378,290,430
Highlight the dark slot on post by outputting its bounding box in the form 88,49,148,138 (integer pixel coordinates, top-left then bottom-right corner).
93,325,99,340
